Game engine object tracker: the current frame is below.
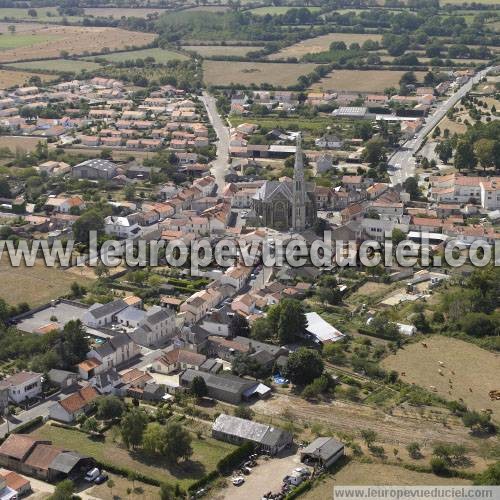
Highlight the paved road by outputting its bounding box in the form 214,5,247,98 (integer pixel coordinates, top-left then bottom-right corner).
388,65,498,186
201,91,230,193
0,392,65,438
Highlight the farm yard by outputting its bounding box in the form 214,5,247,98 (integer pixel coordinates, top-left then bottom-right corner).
88,47,188,63
182,44,264,57
202,60,318,87
0,26,156,63
382,336,500,421
311,69,426,92
268,33,383,60
0,259,92,307
32,422,236,489
7,59,102,72
303,462,472,499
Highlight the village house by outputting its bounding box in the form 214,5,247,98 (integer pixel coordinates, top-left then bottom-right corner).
0,372,42,404
48,385,99,423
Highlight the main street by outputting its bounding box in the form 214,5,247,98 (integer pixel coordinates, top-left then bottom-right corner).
388,65,498,186
201,91,230,193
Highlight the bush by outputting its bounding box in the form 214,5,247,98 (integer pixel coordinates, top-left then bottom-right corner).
430,457,449,476
217,441,255,475
187,470,219,493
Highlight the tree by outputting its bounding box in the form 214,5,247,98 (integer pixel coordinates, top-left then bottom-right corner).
461,312,496,338
73,208,105,244
462,410,495,434
143,422,164,455
403,176,420,200
361,429,377,447
435,141,453,164
96,395,125,420
54,320,89,369
362,137,386,166
229,314,250,338
7,25,15,35
190,375,208,399
430,456,449,476
50,479,74,500
70,281,85,298
163,422,193,463
284,347,324,385
474,139,496,171
251,317,273,341
124,184,136,201
81,416,99,432
28,8,37,17
323,343,346,365
267,299,307,344
121,409,148,449
391,228,407,246
454,140,477,171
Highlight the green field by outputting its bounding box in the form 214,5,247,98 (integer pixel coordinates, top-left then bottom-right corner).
0,7,80,22
33,423,236,488
0,33,60,51
87,47,189,63
182,44,264,57
7,58,101,72
247,6,321,15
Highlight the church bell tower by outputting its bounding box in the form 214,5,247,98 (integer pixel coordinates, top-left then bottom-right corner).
292,133,306,232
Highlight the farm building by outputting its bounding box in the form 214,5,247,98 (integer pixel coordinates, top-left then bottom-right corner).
300,437,344,468
0,435,93,482
71,159,118,180
305,312,345,344
212,414,293,455
179,369,270,404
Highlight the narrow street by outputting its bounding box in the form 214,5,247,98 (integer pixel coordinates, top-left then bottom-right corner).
201,91,230,193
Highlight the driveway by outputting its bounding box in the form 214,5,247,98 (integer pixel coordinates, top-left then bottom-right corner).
220,450,304,500
0,392,66,439
201,91,230,193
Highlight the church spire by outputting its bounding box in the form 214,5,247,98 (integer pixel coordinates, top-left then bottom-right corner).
292,132,306,232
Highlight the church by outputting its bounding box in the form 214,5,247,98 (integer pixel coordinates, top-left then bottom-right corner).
251,134,317,232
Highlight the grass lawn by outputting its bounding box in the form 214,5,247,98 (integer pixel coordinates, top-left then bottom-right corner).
303,461,472,498
247,6,321,15
310,69,426,92
88,472,159,499
7,58,101,72
0,258,92,307
33,423,236,489
229,115,338,134
88,47,188,63
382,335,500,422
0,34,60,51
203,60,318,87
182,45,264,57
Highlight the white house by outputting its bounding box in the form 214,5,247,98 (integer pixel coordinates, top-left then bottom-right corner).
0,372,42,404
132,306,177,347
104,216,142,238
86,332,140,371
82,299,128,328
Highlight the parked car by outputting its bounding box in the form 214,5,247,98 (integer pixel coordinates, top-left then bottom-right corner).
94,473,108,485
232,476,245,486
84,468,100,482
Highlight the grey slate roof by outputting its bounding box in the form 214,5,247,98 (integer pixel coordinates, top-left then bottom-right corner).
47,369,76,384
88,299,127,319
180,369,253,395
301,437,344,461
93,368,120,389
49,451,87,474
213,413,292,448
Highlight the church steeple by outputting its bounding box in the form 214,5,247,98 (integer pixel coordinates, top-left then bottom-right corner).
292,132,306,232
